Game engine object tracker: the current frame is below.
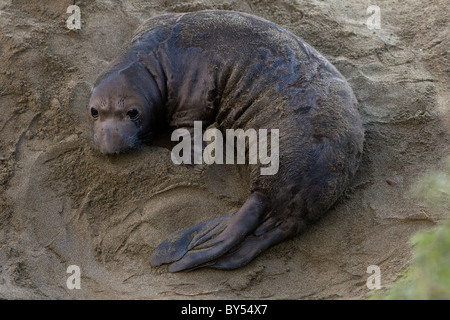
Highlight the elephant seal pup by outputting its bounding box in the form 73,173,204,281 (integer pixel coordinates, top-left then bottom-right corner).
88,10,364,272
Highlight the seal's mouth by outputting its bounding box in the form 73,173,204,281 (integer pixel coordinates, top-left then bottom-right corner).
94,131,139,155
91,116,144,155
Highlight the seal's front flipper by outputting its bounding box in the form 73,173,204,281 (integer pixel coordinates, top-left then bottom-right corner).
150,215,229,266
208,219,299,270
150,192,267,272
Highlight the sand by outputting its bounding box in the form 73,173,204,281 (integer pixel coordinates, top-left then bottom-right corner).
0,0,448,299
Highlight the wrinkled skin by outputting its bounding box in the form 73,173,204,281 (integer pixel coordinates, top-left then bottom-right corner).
88,10,364,272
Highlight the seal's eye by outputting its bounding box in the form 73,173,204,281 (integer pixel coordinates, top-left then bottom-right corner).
127,108,140,121
91,107,99,119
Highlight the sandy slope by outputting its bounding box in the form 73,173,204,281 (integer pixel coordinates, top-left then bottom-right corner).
0,0,448,299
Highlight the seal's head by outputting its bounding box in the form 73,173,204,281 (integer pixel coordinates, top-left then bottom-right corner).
88,63,159,154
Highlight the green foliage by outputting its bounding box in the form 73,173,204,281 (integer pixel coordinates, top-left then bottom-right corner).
381,156,450,300
383,220,450,299
412,157,450,206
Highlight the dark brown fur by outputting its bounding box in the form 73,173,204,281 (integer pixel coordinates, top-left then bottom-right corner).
88,10,364,272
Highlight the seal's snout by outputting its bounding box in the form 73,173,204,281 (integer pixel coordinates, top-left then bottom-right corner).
93,119,139,155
